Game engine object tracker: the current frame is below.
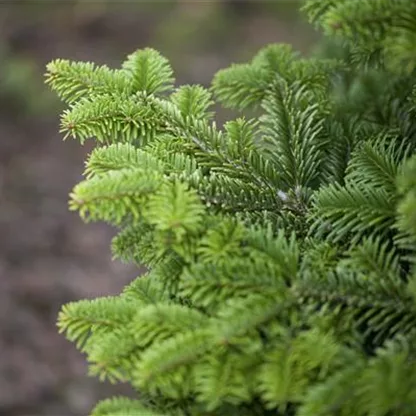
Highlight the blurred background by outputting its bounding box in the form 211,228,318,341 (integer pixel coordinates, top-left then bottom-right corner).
0,2,317,415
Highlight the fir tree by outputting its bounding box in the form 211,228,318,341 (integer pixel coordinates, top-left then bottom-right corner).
45,1,416,415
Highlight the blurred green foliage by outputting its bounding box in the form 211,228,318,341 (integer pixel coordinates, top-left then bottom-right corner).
0,45,58,116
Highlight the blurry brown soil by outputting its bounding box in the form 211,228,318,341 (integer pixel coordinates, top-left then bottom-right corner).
0,3,316,415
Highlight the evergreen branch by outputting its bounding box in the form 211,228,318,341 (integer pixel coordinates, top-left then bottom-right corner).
45,11,416,414
292,271,416,346
112,222,162,266
87,326,140,383
251,43,299,77
338,236,405,285
133,329,213,398
179,259,285,311
354,336,416,415
135,295,287,399
193,349,259,411
345,134,405,193
57,297,138,350
214,295,289,343
310,183,396,244
244,227,299,284
259,80,326,190
84,143,164,178
395,154,416,262
144,181,205,243
122,48,175,95
91,397,171,416
122,273,171,305
69,168,163,224
302,0,340,27
189,174,280,215
157,101,281,194
297,352,365,416
257,328,343,410
149,254,188,297
60,95,163,144
212,64,270,110
131,303,208,349
212,43,300,110
163,152,200,178
170,85,214,119
319,0,408,43
45,59,131,104
196,218,246,265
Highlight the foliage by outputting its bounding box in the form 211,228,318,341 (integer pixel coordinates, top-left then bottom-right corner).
46,1,416,414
